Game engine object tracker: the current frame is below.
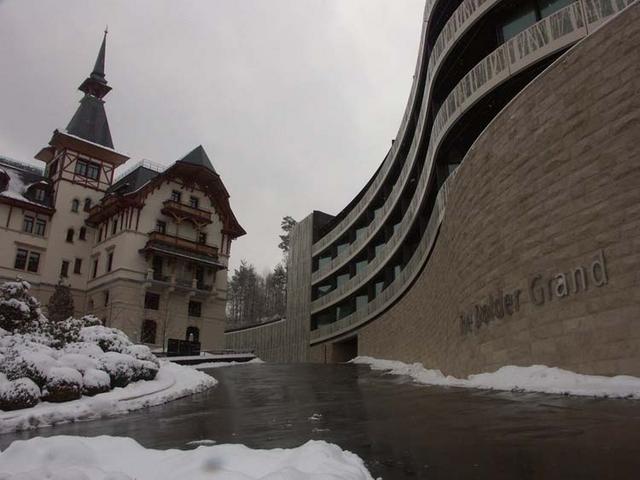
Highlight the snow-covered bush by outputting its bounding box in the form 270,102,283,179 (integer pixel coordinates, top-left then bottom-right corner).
0,280,163,410
125,344,160,368
0,350,58,387
42,366,83,403
0,281,46,334
58,353,99,373
63,341,104,358
98,352,140,388
82,368,111,396
0,378,40,410
79,326,132,353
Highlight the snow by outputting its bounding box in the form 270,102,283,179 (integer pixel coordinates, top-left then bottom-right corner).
0,361,216,433
82,369,110,389
352,356,640,398
46,366,83,385
0,436,375,480
192,358,265,369
58,353,99,373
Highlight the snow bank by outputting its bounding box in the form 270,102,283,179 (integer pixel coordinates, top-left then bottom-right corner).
0,435,375,480
192,358,265,369
0,361,216,433
352,356,640,398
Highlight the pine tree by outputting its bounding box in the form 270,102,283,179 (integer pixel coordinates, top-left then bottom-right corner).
47,282,75,324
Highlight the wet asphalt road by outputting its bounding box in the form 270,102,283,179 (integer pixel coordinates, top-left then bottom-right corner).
2,363,640,479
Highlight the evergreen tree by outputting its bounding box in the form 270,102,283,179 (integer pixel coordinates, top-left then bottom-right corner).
0,280,43,333
278,216,297,257
47,282,75,324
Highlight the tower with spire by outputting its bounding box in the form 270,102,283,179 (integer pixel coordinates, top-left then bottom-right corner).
36,30,128,193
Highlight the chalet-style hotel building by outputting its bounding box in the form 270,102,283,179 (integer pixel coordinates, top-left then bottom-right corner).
227,0,640,376
0,34,245,350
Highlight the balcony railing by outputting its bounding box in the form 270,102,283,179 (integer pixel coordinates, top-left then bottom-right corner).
161,200,212,224
146,269,214,292
146,231,219,258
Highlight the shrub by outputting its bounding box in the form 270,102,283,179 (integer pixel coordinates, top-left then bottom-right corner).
58,353,99,374
42,366,83,403
79,326,132,353
125,344,160,368
0,281,45,334
82,368,111,396
0,378,40,411
47,283,75,324
0,350,58,388
63,341,104,358
132,360,159,382
98,352,140,388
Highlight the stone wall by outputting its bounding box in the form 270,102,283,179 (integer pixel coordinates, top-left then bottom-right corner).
356,4,640,377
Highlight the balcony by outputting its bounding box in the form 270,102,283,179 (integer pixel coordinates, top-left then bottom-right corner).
141,231,222,268
161,200,212,225
145,270,215,293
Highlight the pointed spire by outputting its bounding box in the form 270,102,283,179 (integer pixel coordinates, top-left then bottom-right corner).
90,28,108,83
67,31,115,148
78,31,112,99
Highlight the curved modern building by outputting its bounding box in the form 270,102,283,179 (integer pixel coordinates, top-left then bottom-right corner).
227,0,640,376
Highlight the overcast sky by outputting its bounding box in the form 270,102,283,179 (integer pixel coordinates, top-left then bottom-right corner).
0,0,424,275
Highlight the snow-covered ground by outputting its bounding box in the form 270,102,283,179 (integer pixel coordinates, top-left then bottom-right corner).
0,435,375,480
0,361,215,433
352,356,640,398
192,358,265,369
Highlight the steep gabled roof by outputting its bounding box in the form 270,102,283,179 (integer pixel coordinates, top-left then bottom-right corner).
0,156,54,212
177,145,217,173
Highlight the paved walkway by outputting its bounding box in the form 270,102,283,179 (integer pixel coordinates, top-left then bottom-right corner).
2,363,640,479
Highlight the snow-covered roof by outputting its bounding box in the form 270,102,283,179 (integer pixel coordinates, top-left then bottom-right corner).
0,156,51,209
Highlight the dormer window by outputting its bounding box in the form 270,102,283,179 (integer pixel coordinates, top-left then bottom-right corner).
33,188,46,203
171,190,182,203
71,199,80,212
189,196,199,209
75,159,100,180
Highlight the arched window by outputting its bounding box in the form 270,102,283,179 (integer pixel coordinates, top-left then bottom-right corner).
66,228,74,243
84,198,92,212
186,326,200,343
141,320,157,344
71,199,80,213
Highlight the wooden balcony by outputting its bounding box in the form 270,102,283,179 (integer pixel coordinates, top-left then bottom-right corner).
145,231,219,259
161,200,212,225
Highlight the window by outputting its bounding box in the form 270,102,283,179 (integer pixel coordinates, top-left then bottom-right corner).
71,199,80,212
156,220,166,234
111,220,117,235
107,251,114,272
198,232,207,244
140,320,157,344
15,248,40,273
33,189,46,203
74,258,82,274
144,292,160,310
539,0,572,17
186,326,200,342
79,227,87,241
84,198,92,212
22,215,34,234
60,260,69,278
501,1,537,41
48,160,58,177
188,300,202,317
171,190,182,203
189,196,199,209
98,228,103,242
34,219,46,237
66,228,74,243
92,258,99,278
14,248,28,270
75,159,100,180
104,290,109,307
27,252,40,272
